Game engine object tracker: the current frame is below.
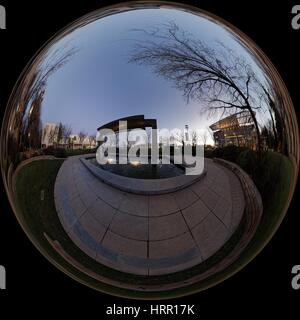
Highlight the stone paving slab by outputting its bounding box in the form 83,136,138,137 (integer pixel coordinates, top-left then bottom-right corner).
200,187,220,211
78,185,98,208
213,198,232,228
110,211,148,240
88,198,116,227
172,188,198,210
79,212,106,243
68,222,98,260
192,213,228,260
69,196,87,219
149,232,197,259
93,183,125,209
182,199,210,229
149,212,188,241
148,256,203,276
101,230,148,259
149,194,179,216
189,180,208,198
95,254,149,276
118,193,149,216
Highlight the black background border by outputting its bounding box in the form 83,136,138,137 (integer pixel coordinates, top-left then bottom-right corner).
0,0,299,316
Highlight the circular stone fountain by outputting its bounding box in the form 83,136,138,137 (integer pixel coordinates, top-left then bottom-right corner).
80,155,207,195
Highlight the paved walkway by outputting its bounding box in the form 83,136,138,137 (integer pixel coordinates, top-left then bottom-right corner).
54,156,245,276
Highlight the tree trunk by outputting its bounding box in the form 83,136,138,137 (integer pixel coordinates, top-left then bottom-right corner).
248,107,261,152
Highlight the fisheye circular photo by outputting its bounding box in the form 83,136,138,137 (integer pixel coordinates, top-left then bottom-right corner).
1,1,299,299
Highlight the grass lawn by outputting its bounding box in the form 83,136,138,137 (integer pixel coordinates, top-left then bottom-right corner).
233,152,294,265
14,151,294,298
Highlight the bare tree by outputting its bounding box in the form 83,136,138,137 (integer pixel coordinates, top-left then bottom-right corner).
191,130,198,146
78,131,87,148
199,131,210,148
47,127,57,147
25,89,44,149
57,122,63,146
258,83,285,151
130,22,263,150
88,135,96,148
20,45,78,148
2,43,78,172
261,117,280,150
61,124,72,148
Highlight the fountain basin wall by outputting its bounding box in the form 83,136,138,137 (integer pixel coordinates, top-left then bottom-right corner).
80,156,206,195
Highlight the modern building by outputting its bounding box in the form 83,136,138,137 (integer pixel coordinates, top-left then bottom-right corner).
209,111,258,149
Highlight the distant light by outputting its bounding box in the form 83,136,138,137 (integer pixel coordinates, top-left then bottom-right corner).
131,161,140,166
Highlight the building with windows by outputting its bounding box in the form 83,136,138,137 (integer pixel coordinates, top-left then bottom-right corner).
209,111,258,149
41,123,96,149
69,134,97,149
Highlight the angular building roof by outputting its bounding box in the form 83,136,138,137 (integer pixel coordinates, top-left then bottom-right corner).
97,115,157,132
209,111,254,131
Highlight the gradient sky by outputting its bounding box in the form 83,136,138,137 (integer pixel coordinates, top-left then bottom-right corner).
39,8,269,144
